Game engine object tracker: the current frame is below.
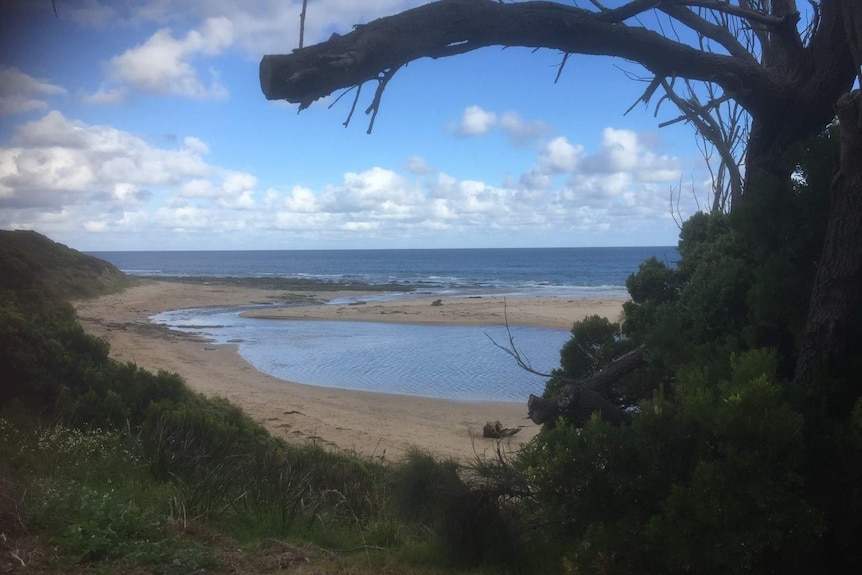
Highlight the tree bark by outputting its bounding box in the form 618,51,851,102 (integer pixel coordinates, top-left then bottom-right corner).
794,0,862,385
527,346,645,425
795,90,862,385
260,0,778,116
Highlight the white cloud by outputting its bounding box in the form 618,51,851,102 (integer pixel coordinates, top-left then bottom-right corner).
283,186,319,213
1,111,693,248
459,106,497,136
579,128,680,183
405,155,434,175
182,136,209,155
0,67,67,115
539,136,583,173
498,111,550,145
81,86,128,105
454,106,551,144
0,111,255,217
131,1,427,55
103,17,233,100
57,0,118,26
65,1,426,55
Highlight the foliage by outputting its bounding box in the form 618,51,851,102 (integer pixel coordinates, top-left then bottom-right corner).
518,127,861,573
2,124,858,572
545,315,636,400
0,229,130,301
0,238,456,572
521,350,824,574
389,449,464,526
0,420,219,573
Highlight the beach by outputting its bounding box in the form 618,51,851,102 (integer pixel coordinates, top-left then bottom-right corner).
76,280,625,461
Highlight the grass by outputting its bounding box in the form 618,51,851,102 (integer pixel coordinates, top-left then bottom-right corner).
0,403,533,574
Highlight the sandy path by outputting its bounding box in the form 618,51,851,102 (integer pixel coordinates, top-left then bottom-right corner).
76,281,624,461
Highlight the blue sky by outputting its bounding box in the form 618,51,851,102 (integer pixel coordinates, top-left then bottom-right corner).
0,0,716,251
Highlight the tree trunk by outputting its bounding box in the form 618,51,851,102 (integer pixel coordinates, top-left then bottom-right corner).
527,345,645,426
795,90,862,386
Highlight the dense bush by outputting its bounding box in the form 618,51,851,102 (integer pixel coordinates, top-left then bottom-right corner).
515,126,861,573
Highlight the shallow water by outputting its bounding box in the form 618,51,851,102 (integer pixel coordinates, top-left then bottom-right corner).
151,305,571,402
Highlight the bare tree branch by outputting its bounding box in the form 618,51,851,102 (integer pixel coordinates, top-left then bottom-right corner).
660,3,758,61
658,78,744,206
364,66,400,134
596,0,663,23
676,0,793,28
299,0,309,49
260,0,777,118
554,52,571,84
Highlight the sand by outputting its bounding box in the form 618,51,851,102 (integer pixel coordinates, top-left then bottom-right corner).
75,280,625,461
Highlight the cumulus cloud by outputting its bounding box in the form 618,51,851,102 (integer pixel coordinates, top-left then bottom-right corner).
81,86,128,105
405,155,434,175
539,136,583,173
73,1,430,105
455,106,549,144
512,128,684,228
1,111,692,248
0,67,67,115
580,128,681,183
0,111,256,216
100,17,233,100
498,111,550,145
458,106,497,136
66,1,426,55
56,0,118,26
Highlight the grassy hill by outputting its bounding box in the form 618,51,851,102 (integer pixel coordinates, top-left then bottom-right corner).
0,229,130,300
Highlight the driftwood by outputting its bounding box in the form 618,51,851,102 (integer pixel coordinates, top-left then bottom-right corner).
482,421,521,439
527,345,646,426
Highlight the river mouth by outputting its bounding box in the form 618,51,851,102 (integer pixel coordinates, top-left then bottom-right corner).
151,305,569,402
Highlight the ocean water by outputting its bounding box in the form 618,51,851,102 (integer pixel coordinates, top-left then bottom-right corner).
94,248,676,401
92,247,677,298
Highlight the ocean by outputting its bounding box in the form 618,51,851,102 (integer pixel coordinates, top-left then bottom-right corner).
92,247,677,298
92,247,676,402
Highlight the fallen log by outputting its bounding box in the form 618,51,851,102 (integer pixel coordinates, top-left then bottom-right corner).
527,345,646,426
483,421,522,439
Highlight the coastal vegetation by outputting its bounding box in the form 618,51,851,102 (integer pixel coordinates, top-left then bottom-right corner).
4,2,861,573
0,231,509,573
3,124,859,573
261,1,862,572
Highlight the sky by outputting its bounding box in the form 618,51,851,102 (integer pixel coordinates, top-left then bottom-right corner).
0,0,718,251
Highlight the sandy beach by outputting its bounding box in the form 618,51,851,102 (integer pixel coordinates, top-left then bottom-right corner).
76,280,624,461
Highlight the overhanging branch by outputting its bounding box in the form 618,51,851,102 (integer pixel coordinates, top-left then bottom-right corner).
260,0,776,117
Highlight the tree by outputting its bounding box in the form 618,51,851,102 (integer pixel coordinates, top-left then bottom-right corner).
259,3,862,569
260,0,861,394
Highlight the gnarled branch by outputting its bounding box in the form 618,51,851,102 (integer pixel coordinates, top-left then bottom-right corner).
260,0,777,117
527,345,646,425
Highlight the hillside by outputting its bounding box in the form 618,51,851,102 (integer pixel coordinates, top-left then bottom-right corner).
0,229,130,300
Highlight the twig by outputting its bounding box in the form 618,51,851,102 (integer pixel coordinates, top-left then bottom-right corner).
364,66,401,134
9,550,26,568
485,299,572,382
299,0,309,49
344,84,363,127
554,52,570,84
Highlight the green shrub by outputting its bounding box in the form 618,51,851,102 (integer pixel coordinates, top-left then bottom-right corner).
389,448,464,525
